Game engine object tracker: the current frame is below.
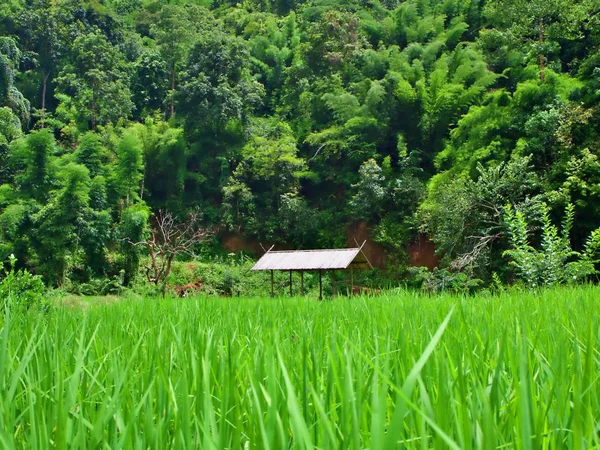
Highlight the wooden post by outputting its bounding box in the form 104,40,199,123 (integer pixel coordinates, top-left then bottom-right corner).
300,271,304,296
289,270,293,296
350,266,354,296
331,270,336,297
270,270,274,298
319,270,322,300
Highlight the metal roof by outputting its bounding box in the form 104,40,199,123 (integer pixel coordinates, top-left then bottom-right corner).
251,247,373,271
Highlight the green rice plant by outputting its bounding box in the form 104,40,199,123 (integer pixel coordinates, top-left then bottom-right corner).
1,286,600,448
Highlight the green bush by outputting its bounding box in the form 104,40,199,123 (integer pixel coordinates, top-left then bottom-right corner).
503,203,600,286
407,266,483,294
164,257,266,297
0,254,47,313
72,275,124,297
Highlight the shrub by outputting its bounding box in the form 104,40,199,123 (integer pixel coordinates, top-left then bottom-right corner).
72,276,124,296
503,203,600,286
165,258,262,297
0,254,47,313
407,266,483,294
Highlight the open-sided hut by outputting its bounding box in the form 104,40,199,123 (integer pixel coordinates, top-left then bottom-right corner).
251,245,373,299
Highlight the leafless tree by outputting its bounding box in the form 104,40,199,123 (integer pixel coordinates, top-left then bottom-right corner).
450,232,502,273
125,209,215,294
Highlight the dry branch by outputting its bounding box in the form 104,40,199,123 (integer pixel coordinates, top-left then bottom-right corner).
124,209,215,288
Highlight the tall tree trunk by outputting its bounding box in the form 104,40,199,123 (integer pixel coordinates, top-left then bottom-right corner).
91,91,97,130
41,72,49,127
140,173,145,200
538,20,545,82
170,62,175,118
161,254,175,298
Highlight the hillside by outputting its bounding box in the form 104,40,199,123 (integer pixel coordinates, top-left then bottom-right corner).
0,0,599,288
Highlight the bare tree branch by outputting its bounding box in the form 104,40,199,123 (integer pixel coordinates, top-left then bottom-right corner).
308,144,326,162
122,208,216,292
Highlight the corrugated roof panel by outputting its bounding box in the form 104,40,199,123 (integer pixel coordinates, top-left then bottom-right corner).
251,248,371,271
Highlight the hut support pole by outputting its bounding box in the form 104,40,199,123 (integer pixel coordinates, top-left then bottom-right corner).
270,270,274,298
289,270,293,296
300,271,304,296
350,266,354,296
332,270,336,297
319,270,322,300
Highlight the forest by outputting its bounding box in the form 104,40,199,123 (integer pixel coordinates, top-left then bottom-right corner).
0,0,599,291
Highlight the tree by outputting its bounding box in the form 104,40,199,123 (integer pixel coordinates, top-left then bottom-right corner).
349,158,387,221
177,29,263,202
150,5,191,118
221,178,256,233
31,163,91,284
16,0,62,124
113,131,144,207
75,132,104,178
131,49,169,118
484,0,592,80
0,37,18,105
150,5,207,118
432,71,581,184
243,11,297,113
125,209,214,294
305,79,391,176
135,118,187,208
0,37,30,126
419,156,543,279
177,29,264,137
222,118,306,239
55,32,133,129
16,129,57,202
118,203,150,285
80,210,112,277
303,10,364,73
0,107,21,185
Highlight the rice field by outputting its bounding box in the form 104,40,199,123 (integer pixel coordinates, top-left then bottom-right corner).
1,286,600,449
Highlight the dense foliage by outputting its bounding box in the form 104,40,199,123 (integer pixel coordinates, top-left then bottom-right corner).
3,287,600,447
0,0,599,287
0,254,46,313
